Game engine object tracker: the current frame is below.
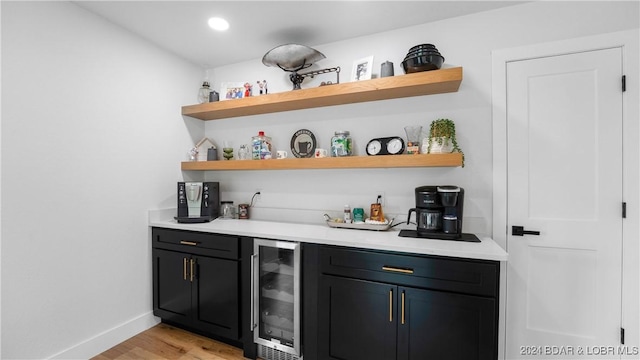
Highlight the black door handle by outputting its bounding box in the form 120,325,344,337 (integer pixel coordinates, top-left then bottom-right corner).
512,226,541,236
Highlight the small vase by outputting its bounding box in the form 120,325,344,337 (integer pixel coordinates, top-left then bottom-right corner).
427,137,454,153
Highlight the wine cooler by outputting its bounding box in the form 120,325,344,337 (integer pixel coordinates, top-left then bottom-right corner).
251,239,302,360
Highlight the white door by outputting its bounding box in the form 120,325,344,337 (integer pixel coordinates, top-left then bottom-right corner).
506,48,623,359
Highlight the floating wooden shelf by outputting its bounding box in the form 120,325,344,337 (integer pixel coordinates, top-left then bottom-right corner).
180,67,464,171
181,153,462,171
182,67,463,121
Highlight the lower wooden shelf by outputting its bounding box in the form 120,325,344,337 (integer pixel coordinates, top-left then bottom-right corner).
181,153,462,171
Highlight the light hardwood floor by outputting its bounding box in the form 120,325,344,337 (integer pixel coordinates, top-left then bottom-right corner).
92,323,250,360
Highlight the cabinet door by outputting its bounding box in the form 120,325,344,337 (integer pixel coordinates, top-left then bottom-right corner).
318,275,397,360
397,287,496,360
153,248,192,323
193,255,239,340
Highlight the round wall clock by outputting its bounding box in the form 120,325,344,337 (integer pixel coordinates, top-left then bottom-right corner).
366,137,405,155
291,129,317,158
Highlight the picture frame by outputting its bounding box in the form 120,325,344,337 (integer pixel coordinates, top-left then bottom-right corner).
351,55,374,81
220,82,251,100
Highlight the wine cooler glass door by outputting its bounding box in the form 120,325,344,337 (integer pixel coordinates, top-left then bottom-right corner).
252,239,301,357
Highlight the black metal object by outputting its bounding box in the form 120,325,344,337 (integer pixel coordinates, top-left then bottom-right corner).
398,230,480,242
262,44,334,90
511,226,540,236
290,66,341,90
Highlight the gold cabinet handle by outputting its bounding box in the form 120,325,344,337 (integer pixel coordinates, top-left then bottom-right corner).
190,259,195,282
401,291,405,325
389,289,393,322
183,258,187,280
180,241,198,246
382,266,414,274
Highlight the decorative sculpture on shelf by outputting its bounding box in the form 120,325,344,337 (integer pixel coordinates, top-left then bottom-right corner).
262,44,339,90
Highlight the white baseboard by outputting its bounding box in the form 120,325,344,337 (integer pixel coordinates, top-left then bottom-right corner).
48,312,160,360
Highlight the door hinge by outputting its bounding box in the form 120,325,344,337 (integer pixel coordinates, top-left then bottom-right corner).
622,75,626,92
623,202,627,218
621,327,625,344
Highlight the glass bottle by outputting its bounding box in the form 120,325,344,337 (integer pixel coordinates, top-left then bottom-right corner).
238,144,250,160
343,205,352,223
197,81,211,104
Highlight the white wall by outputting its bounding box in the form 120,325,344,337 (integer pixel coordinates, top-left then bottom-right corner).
1,2,203,358
203,1,639,235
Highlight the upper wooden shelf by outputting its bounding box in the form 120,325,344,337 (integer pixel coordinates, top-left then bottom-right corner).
182,67,463,121
181,153,462,171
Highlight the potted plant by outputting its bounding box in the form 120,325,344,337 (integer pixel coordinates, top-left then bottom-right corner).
426,118,465,166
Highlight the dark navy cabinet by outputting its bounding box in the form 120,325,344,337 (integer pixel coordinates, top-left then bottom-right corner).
304,244,500,360
152,227,240,341
151,227,500,360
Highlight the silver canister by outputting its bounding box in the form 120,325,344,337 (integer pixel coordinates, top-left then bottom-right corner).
381,61,394,77
207,147,218,161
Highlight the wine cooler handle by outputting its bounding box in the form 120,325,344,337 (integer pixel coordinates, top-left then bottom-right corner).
250,253,257,331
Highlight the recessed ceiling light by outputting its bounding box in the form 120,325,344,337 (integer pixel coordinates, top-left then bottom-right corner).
208,17,229,31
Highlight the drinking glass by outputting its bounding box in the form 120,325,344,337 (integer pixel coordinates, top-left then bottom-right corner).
404,125,422,154
222,141,233,160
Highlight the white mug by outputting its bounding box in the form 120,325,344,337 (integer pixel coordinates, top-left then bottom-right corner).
276,150,288,159
315,148,328,158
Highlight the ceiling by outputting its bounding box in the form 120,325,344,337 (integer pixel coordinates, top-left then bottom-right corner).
74,1,525,69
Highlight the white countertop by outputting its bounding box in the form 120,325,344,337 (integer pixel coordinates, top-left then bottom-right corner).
149,210,508,262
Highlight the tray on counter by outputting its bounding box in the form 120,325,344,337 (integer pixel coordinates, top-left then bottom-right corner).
325,217,395,231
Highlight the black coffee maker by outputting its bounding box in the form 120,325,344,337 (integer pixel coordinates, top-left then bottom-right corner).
175,181,220,223
406,185,464,239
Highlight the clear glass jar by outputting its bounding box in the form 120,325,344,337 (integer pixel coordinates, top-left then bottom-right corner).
252,131,272,160
331,131,352,157
220,201,236,219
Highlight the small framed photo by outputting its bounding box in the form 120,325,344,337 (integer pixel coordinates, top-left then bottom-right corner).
221,82,251,100
351,56,374,81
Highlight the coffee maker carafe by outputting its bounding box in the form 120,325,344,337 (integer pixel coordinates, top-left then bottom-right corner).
406,185,464,239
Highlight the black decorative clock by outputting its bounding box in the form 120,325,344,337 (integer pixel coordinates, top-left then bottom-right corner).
366,137,406,156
